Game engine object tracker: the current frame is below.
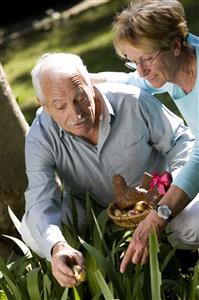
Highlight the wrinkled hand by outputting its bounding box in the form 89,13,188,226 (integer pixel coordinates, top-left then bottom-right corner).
120,210,166,272
51,242,85,288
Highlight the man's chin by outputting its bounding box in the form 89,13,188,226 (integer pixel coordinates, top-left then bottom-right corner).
66,126,91,137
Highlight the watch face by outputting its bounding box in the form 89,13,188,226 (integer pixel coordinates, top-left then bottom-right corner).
157,205,172,220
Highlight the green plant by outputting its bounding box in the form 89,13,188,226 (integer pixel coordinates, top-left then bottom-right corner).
0,199,199,299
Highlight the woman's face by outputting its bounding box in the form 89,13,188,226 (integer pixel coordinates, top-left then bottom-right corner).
124,43,178,88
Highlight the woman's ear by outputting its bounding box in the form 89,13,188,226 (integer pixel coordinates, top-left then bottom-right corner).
91,85,95,98
173,38,182,56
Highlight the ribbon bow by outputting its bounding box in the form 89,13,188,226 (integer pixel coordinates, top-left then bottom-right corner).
149,171,172,195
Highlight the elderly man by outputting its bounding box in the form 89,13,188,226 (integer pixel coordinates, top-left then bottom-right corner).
21,52,197,288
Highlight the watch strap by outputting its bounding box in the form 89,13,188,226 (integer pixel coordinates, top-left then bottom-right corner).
155,204,173,222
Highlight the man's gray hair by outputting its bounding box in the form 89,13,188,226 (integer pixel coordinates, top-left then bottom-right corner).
31,52,89,103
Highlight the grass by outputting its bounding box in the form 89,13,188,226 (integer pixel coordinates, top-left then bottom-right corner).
1,0,199,124
0,0,129,123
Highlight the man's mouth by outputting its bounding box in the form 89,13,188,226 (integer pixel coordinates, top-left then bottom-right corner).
66,116,88,127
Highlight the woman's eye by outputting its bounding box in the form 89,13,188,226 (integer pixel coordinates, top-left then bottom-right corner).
143,56,152,62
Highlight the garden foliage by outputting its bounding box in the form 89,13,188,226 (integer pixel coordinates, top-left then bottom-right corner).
0,194,199,300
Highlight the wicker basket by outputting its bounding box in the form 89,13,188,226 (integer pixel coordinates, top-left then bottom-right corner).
107,172,165,230
107,202,151,230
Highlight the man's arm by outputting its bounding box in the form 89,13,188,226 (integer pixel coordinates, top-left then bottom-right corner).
24,134,85,287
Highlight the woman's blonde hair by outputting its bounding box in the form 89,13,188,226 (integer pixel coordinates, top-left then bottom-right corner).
113,0,189,58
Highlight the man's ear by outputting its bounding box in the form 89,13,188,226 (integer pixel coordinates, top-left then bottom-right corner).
36,97,43,106
37,97,49,114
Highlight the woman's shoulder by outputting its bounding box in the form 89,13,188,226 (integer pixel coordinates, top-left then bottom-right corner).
187,33,199,47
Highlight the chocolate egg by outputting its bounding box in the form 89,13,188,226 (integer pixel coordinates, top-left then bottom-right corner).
135,201,148,213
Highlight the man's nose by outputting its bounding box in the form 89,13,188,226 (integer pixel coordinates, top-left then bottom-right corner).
70,103,83,118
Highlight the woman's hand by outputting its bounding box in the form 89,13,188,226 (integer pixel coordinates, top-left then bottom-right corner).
120,210,166,272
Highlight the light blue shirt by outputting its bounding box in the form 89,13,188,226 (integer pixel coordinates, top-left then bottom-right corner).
24,83,194,259
104,33,199,200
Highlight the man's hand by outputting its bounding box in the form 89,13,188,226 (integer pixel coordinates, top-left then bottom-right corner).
120,210,167,273
51,241,85,288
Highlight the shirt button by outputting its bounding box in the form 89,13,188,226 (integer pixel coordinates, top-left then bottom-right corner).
99,114,103,121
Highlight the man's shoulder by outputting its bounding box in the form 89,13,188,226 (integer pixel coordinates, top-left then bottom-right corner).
95,82,159,110
96,82,141,99
26,107,58,142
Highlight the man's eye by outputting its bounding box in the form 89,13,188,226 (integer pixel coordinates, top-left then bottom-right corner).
76,95,87,102
57,106,66,110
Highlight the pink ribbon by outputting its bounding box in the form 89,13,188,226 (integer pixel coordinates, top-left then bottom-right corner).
149,171,172,195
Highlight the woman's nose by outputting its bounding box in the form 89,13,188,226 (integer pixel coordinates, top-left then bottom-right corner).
136,63,150,77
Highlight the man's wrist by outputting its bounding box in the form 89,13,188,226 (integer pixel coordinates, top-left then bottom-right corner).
51,241,68,257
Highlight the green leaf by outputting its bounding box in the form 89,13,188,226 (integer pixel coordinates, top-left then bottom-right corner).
189,262,199,300
73,287,81,300
0,257,16,284
91,210,110,258
0,281,15,300
95,269,115,300
61,288,69,300
8,206,22,235
149,230,161,300
2,273,22,300
160,246,176,273
132,265,144,300
93,209,109,249
2,235,32,258
85,253,101,298
86,191,94,235
27,267,42,300
0,291,8,300
79,237,125,300
43,274,52,300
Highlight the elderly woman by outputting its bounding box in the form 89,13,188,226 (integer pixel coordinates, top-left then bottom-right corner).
92,0,199,272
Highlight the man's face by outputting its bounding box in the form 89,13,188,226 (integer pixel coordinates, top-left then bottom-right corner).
41,71,96,137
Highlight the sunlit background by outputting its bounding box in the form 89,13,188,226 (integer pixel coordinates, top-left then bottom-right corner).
0,0,198,124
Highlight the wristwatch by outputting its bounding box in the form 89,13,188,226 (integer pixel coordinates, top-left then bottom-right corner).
155,204,173,222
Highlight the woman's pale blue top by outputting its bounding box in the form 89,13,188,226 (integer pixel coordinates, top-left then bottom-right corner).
104,33,199,199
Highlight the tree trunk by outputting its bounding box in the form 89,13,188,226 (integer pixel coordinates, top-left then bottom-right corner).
0,63,29,239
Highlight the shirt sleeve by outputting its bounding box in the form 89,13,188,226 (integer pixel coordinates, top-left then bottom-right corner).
138,91,195,180
24,137,66,261
172,134,199,199
103,71,169,94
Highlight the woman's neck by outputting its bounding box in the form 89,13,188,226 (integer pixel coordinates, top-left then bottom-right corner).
174,47,197,94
